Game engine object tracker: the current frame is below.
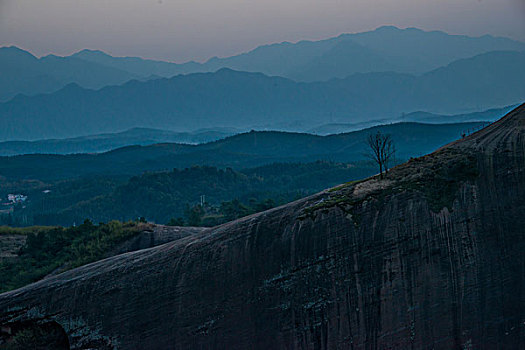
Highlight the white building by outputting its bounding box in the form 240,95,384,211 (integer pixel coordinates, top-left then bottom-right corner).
7,194,27,203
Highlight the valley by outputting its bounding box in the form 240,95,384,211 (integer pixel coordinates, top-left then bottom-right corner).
0,121,490,227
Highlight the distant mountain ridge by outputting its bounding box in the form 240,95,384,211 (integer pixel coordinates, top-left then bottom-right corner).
73,26,525,81
1,26,524,102
0,128,238,156
0,51,523,141
307,105,515,135
0,106,508,155
0,121,488,181
400,105,518,124
0,46,143,102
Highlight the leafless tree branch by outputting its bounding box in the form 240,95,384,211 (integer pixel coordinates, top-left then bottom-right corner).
366,131,396,179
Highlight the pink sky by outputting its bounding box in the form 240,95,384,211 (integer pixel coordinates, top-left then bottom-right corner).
0,0,524,62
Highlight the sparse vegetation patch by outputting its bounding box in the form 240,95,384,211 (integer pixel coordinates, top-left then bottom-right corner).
300,148,480,221
0,221,149,293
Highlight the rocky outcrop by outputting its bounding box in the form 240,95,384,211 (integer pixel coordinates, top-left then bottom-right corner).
109,224,206,256
0,235,26,260
0,104,524,349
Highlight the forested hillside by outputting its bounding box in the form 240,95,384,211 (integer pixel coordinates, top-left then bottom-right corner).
0,121,487,181
1,162,375,227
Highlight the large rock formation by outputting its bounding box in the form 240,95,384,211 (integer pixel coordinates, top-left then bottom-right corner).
1,105,524,349
109,224,206,256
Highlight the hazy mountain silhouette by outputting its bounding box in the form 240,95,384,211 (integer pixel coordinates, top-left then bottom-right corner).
307,105,513,135
400,105,517,124
0,104,505,155
71,49,202,77
0,46,142,102
0,50,523,141
73,26,525,81
1,26,523,102
0,127,238,156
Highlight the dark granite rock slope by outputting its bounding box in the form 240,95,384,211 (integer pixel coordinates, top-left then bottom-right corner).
0,104,524,349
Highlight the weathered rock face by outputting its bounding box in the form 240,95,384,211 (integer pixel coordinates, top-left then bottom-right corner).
109,225,206,256
0,235,26,261
0,105,524,349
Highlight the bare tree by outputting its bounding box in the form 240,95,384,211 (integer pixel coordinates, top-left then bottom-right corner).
366,131,396,179
382,135,396,176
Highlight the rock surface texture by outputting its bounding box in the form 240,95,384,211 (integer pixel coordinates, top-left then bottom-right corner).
0,105,524,349
0,235,26,260
110,225,206,256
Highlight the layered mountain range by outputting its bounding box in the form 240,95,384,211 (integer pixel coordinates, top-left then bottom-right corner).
1,22,524,348
2,26,524,103
69,26,525,81
0,106,509,156
0,121,488,181
0,50,523,140
0,26,524,141
0,103,522,348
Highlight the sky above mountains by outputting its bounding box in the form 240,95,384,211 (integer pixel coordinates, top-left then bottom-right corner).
1,0,524,62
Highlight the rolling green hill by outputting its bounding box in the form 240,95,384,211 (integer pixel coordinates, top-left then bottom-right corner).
0,120,488,226
0,121,487,181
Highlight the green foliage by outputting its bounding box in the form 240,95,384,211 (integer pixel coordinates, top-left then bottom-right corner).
179,197,280,227
399,150,479,212
0,121,482,182
166,217,184,226
184,204,204,227
5,162,374,227
219,199,252,222
0,220,146,293
301,148,480,222
0,225,56,236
